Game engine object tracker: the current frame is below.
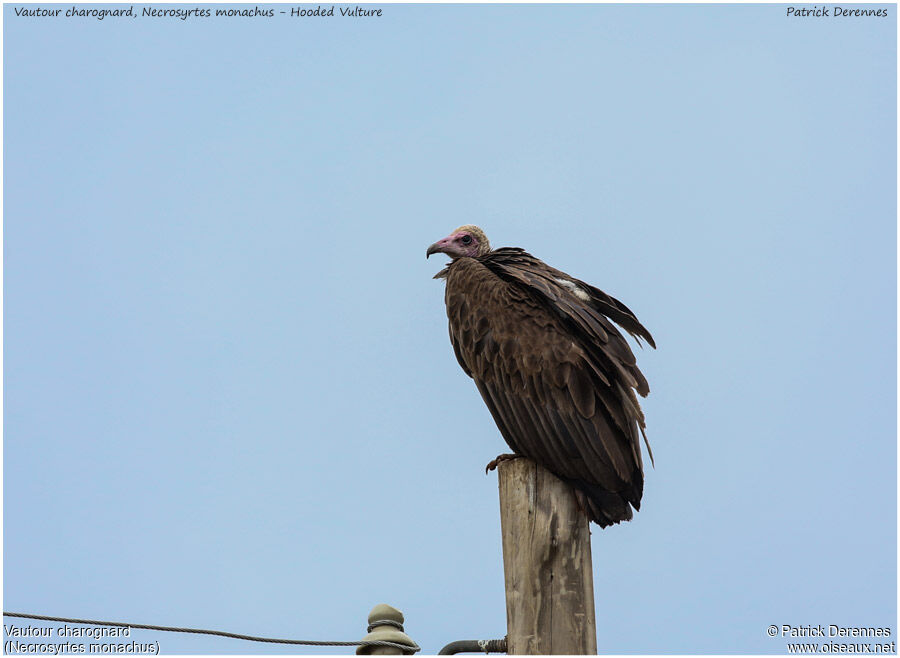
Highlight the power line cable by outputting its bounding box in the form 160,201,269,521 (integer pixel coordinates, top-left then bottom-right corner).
3,612,420,653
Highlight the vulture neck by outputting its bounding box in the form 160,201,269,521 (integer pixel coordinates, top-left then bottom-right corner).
433,253,489,280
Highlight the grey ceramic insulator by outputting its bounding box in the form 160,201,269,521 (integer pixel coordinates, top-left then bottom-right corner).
357,604,417,655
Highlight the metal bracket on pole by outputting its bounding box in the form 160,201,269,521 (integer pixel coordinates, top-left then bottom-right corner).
438,637,508,654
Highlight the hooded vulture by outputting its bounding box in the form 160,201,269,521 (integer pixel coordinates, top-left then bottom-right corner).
427,225,655,528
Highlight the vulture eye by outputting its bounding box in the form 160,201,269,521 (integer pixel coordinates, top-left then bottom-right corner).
461,235,473,245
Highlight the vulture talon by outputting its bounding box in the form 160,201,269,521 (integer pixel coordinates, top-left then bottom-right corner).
485,453,520,473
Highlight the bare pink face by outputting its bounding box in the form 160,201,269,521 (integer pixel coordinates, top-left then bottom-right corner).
426,230,482,259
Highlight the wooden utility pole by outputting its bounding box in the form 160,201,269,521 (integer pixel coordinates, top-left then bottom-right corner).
498,458,597,655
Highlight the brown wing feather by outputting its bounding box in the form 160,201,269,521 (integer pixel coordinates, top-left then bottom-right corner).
444,254,652,527
487,248,656,348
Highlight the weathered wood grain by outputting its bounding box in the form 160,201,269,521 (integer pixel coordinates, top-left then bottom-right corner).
498,458,597,655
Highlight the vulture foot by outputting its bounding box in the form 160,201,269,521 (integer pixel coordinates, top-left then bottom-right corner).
485,453,521,473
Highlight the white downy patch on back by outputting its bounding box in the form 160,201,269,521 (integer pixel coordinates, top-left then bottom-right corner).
556,278,591,302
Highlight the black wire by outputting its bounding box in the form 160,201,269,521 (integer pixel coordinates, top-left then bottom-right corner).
3,612,420,652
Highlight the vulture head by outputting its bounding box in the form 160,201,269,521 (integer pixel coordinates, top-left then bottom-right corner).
426,225,492,259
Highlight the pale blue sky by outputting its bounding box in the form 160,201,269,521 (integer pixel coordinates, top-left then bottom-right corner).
4,3,896,654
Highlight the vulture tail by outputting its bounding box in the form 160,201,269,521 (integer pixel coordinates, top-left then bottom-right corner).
573,481,640,528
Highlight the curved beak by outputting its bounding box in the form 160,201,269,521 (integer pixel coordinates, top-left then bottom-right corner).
426,242,442,259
